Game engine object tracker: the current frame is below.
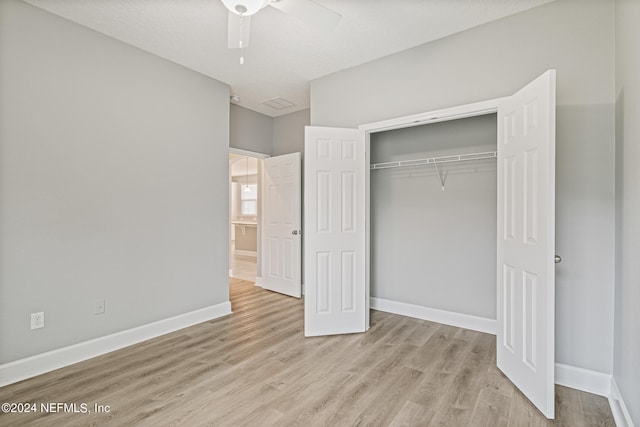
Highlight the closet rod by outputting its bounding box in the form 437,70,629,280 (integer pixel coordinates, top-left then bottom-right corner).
370,151,497,170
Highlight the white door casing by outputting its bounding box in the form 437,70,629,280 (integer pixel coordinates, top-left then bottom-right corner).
304,126,366,336
262,152,302,298
497,70,556,418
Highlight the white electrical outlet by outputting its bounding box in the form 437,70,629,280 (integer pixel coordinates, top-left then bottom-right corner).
30,312,44,330
94,299,105,315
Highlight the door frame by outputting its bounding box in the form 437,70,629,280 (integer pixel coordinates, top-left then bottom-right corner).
229,148,270,284
358,97,508,330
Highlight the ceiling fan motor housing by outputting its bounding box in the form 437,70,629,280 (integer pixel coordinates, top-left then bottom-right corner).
221,0,271,16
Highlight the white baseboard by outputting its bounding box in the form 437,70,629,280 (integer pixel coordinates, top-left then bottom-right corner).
0,301,232,387
554,363,611,397
229,268,233,277
609,377,636,427
234,249,256,257
370,297,496,335
255,275,264,287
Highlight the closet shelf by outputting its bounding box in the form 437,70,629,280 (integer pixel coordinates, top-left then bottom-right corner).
370,151,497,170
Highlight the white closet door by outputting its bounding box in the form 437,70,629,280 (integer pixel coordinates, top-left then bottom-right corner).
263,153,302,298
497,70,556,418
304,126,366,337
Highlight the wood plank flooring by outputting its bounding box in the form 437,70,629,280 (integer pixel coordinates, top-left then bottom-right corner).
230,241,257,282
0,279,614,426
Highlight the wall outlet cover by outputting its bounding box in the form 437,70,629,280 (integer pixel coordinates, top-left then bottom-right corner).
30,312,44,330
94,299,105,315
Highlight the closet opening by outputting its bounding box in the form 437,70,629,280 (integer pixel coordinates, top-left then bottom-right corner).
369,113,498,327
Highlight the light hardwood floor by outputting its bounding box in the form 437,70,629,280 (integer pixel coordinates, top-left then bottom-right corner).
0,279,614,426
230,241,257,282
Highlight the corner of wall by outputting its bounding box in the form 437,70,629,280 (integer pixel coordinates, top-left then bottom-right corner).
610,376,636,427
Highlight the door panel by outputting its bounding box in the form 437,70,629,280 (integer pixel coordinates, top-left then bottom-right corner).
497,70,556,419
304,126,366,337
262,152,301,298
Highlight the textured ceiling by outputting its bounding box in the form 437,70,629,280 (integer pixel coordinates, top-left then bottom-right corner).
22,0,554,117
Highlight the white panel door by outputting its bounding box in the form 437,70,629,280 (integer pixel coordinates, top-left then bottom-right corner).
263,152,302,298
304,126,366,336
497,70,556,418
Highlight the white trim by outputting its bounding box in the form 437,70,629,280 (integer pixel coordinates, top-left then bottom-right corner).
0,302,232,387
229,147,270,159
609,377,636,427
370,297,496,335
255,275,264,287
234,249,257,257
554,363,611,397
229,268,233,276
359,97,507,133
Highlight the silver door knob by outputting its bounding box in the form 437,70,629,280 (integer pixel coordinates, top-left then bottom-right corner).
292,230,298,235
555,255,562,263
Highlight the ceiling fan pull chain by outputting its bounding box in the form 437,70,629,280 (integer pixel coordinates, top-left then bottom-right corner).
239,15,245,64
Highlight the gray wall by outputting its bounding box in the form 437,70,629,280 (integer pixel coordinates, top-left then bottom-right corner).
614,0,640,423
371,115,497,318
0,0,230,363
311,0,616,374
230,104,273,155
273,109,310,156
230,106,309,157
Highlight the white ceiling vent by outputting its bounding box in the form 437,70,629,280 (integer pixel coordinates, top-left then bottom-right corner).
261,97,296,110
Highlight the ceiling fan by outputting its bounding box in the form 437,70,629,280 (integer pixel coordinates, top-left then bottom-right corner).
221,0,342,63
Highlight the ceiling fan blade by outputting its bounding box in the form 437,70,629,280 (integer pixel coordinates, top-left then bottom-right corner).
227,11,251,48
269,0,342,31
